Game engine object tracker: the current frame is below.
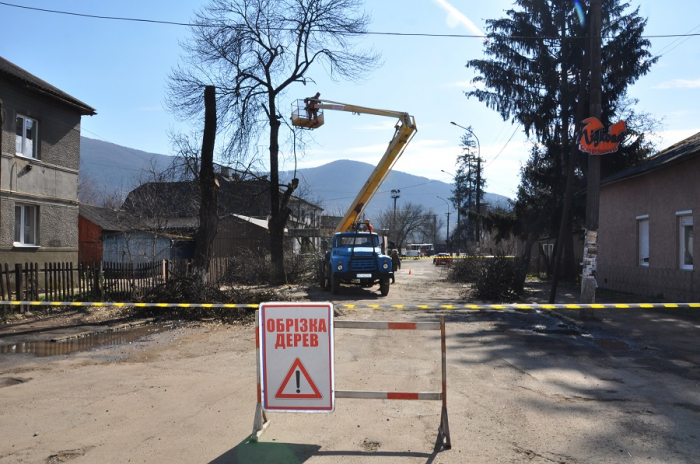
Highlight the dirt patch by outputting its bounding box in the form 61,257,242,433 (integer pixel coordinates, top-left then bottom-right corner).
1,259,699,463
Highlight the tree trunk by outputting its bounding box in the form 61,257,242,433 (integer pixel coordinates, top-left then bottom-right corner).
192,86,218,283
267,104,286,285
518,230,539,286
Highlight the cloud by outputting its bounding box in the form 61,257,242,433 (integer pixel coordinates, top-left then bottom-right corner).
432,0,483,36
653,79,700,89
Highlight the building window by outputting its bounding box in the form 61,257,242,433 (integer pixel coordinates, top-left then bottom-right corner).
637,216,649,266
679,214,693,270
16,115,38,158
14,204,38,246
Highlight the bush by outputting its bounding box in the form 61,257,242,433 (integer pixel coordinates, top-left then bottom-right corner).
447,256,484,283
449,255,524,302
471,256,524,302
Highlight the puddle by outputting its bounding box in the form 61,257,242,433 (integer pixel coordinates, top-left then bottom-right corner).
0,323,175,357
593,338,630,351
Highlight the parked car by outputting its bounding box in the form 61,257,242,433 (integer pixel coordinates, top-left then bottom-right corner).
434,253,452,265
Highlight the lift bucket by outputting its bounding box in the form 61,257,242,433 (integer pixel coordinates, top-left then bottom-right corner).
291,99,324,129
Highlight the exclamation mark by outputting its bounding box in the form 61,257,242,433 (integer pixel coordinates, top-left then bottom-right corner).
296,370,301,393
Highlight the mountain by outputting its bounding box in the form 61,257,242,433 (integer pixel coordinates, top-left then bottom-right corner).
79,137,512,217
79,137,174,198
279,159,511,219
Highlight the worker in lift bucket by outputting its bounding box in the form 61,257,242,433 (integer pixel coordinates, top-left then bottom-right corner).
304,92,321,121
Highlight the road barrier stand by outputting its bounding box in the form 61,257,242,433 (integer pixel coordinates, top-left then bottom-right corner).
250,306,451,450
251,312,270,440
334,317,451,450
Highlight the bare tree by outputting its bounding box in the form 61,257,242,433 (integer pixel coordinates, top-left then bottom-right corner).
166,0,380,284
376,203,434,252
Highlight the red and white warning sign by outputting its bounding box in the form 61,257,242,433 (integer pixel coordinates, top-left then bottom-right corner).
259,302,334,412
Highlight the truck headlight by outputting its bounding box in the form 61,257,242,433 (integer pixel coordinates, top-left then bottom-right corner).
336,263,344,271
382,262,389,270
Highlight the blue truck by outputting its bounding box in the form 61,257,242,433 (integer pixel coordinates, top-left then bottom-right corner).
320,230,393,296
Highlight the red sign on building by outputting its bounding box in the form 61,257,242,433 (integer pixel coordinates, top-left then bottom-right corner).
579,117,626,155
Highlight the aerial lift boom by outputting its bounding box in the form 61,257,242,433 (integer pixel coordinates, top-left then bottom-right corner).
292,99,417,232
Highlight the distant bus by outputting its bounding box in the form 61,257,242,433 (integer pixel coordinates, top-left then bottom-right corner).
404,243,434,257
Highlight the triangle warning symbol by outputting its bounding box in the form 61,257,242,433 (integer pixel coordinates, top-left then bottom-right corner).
275,358,323,399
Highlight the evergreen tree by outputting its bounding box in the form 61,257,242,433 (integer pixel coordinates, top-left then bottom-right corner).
467,0,657,277
449,128,485,248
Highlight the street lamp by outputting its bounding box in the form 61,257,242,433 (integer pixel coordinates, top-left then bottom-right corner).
390,189,401,246
450,122,482,250
437,196,451,254
391,189,401,215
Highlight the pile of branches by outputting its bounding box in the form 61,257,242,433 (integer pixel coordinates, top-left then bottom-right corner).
137,274,284,323
220,250,317,286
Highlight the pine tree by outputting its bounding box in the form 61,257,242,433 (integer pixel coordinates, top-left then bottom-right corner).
467,0,657,277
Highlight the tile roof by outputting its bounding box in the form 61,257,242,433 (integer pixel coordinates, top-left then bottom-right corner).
0,55,96,115
602,130,700,186
122,177,322,219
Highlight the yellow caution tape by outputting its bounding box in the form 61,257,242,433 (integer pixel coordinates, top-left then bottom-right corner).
1,301,699,310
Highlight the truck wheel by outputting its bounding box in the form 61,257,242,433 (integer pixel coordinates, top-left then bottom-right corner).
331,273,341,295
323,270,330,290
319,261,330,290
380,278,390,296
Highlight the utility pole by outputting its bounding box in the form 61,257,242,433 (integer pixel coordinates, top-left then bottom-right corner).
580,0,602,313
433,214,437,246
475,155,481,252
437,196,451,253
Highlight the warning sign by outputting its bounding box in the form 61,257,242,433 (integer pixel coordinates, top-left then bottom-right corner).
275,358,322,399
259,302,334,412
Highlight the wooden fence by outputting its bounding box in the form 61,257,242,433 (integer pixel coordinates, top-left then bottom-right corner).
1,260,171,315
1,254,315,316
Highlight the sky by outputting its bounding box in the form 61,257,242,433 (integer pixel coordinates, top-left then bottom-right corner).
1,0,699,211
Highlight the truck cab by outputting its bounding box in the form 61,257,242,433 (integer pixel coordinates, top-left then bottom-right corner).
322,231,393,296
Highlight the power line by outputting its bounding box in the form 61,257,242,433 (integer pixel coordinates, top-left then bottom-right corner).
485,124,521,168
0,1,193,26
0,2,699,41
656,23,700,57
